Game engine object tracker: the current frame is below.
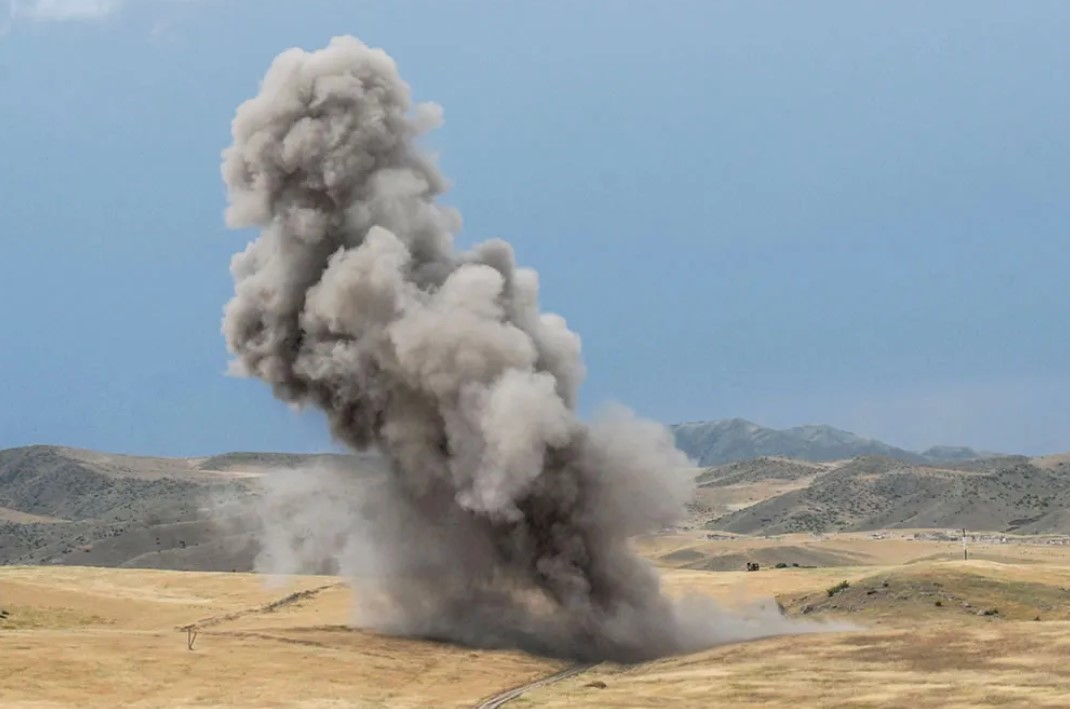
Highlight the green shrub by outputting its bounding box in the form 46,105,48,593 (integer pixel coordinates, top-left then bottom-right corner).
826,580,850,598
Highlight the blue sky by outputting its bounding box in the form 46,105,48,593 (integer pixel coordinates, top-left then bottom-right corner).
1,1,1067,456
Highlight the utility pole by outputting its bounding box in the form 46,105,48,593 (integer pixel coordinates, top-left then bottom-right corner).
963,528,968,561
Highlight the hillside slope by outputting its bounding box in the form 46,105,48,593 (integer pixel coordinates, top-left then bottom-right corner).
0,445,380,569
673,418,999,467
3,443,1066,571
704,455,1070,535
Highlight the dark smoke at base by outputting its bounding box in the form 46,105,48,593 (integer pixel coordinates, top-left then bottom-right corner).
221,36,833,662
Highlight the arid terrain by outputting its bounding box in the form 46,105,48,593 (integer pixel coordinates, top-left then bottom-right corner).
5,532,1070,708
4,443,1069,572
4,442,1070,706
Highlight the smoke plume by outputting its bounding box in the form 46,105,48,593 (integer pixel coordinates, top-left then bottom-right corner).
221,36,818,662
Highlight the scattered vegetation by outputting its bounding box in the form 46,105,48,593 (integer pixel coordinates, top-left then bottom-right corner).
705,454,1070,536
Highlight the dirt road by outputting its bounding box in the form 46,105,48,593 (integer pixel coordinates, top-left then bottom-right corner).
473,662,598,709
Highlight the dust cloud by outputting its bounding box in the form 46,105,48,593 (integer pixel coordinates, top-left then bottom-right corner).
221,36,836,662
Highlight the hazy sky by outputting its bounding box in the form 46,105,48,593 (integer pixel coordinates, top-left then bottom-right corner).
1,1,1067,456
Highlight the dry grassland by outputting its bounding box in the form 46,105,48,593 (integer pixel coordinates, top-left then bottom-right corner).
4,534,1070,708
0,567,562,708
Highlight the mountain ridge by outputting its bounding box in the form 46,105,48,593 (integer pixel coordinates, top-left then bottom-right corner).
672,418,1002,467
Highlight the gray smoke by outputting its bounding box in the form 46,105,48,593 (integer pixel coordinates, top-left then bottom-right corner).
220,36,822,662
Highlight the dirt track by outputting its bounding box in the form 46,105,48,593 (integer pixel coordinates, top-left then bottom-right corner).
473,663,598,709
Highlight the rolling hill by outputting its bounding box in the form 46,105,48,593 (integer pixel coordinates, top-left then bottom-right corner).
672,418,1000,467
0,445,382,570
1,439,1066,572
701,454,1070,535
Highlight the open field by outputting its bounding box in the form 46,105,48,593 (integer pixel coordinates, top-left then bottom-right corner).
4,534,1070,708
0,566,564,708
519,620,1070,708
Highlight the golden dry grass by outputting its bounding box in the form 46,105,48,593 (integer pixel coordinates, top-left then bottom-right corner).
0,567,562,708
4,534,1070,708
518,622,1070,708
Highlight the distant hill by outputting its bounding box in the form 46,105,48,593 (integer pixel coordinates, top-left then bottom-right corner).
701,454,1070,535
672,418,1000,467
2,442,1065,573
0,445,380,570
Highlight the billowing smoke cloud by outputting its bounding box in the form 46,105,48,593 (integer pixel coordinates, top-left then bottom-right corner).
220,36,823,662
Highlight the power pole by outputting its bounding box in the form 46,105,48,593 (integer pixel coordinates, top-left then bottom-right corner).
963,528,968,561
